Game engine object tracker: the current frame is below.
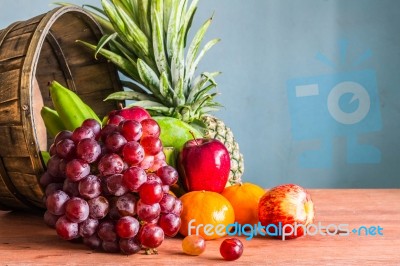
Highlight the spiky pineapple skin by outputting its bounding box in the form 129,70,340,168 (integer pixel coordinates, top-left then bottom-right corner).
201,115,244,186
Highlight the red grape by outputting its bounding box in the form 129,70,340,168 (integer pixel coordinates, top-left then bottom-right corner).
107,114,125,126
46,155,63,177
140,136,163,156
88,196,109,219
83,234,102,250
122,166,147,192
105,132,127,153
65,159,90,182
55,215,79,240
71,126,95,143
54,130,73,145
139,180,163,204
63,178,80,197
82,119,101,139
43,210,60,228
105,174,128,196
79,218,99,238
76,138,101,163
156,165,179,186
116,216,140,239
119,120,142,141
56,139,76,159
159,193,176,213
219,238,244,261
78,175,101,199
140,119,160,138
119,237,141,255
158,213,181,237
100,124,118,142
65,197,90,223
97,220,117,242
122,141,145,166
102,240,120,253
136,199,161,222
139,224,164,248
115,193,136,216
138,155,154,170
46,190,70,215
98,153,125,176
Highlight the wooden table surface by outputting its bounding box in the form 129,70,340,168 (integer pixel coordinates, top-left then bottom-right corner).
0,189,399,265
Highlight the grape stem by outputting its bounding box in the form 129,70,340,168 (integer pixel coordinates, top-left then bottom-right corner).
145,248,158,255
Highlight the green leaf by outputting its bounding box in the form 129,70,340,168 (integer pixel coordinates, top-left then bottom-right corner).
166,0,186,61
121,80,150,94
95,32,118,59
102,0,126,35
104,90,157,101
137,0,151,39
159,71,172,98
112,1,151,58
185,16,212,72
127,100,168,109
181,0,198,47
187,71,220,103
77,40,139,80
185,38,220,92
151,0,170,77
137,59,169,104
173,77,185,106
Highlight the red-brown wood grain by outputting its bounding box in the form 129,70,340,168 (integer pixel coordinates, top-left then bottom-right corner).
0,189,399,265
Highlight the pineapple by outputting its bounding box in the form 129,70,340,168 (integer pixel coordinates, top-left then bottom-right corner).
80,0,244,185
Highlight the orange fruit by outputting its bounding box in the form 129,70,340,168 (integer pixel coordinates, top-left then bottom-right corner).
221,182,265,225
179,190,235,240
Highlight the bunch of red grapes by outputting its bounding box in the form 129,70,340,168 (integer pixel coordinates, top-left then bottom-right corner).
40,107,182,255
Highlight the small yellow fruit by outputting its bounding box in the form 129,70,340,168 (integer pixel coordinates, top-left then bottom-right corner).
221,182,265,225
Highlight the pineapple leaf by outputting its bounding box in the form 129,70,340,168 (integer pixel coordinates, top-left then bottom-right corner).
192,82,217,104
187,71,220,103
121,80,150,95
112,1,150,56
109,39,138,65
104,90,157,102
166,0,186,62
192,92,220,114
95,32,118,59
174,77,185,106
160,71,173,98
101,0,127,37
185,38,220,92
185,16,212,82
77,40,139,80
137,0,151,39
181,0,198,47
137,59,171,105
127,101,170,110
151,0,170,77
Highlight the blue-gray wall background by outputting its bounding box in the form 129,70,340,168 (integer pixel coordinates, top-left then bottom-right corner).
1,0,399,188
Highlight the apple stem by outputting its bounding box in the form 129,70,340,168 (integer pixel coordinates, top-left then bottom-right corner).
118,102,124,110
189,131,199,146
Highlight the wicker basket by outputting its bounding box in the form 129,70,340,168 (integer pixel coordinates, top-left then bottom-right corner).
0,6,121,211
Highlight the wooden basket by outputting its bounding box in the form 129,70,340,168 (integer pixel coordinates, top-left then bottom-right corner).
0,6,121,211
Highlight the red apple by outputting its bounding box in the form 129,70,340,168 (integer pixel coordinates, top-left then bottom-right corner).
178,138,230,193
258,184,315,240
